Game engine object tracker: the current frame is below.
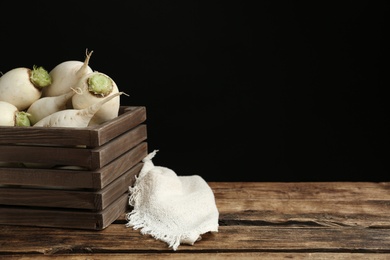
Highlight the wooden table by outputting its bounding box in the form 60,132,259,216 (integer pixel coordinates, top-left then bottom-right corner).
1,182,390,259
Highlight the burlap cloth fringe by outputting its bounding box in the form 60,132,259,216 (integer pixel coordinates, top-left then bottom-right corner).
125,150,219,250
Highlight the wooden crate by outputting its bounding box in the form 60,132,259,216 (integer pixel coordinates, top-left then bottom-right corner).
0,106,148,230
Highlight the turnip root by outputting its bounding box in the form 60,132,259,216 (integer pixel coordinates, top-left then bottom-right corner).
0,101,31,126
0,66,52,110
72,71,121,126
42,49,94,98
27,90,77,125
33,91,126,128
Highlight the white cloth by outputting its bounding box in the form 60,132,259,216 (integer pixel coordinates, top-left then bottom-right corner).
125,150,219,250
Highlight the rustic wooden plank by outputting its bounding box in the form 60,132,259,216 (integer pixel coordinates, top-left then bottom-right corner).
0,127,93,146
0,124,146,169
217,202,390,228
0,106,146,147
0,163,141,210
91,124,147,169
209,182,390,200
0,144,92,167
207,182,390,228
0,142,147,189
2,182,390,257
2,253,390,260
1,224,390,253
99,163,143,210
0,194,129,230
99,141,147,189
90,106,147,146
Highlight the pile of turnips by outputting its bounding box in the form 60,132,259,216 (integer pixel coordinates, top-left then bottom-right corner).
0,49,127,128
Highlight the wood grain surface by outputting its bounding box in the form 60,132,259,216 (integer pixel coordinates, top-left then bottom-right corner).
1,182,390,259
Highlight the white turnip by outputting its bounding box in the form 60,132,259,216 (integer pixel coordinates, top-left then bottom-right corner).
0,101,31,126
42,49,94,97
0,66,52,111
72,71,120,126
27,90,77,125
33,91,126,128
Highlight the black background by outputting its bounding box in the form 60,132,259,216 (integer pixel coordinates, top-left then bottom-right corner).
1,1,389,182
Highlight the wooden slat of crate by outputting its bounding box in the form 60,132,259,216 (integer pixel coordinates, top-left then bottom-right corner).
0,106,146,147
0,124,147,169
98,141,147,189
0,193,130,230
0,141,147,190
91,124,147,169
94,106,147,146
0,163,142,210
